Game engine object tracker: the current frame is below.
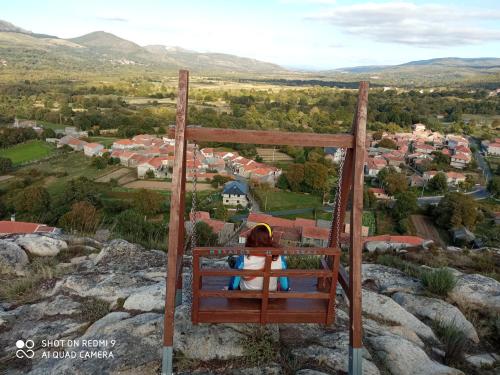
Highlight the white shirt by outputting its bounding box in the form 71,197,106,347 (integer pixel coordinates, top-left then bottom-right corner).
239,255,283,291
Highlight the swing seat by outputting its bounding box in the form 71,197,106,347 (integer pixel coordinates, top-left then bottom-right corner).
191,246,341,325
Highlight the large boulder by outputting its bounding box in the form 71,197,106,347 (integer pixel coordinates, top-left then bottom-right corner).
448,273,500,313
93,239,165,272
392,292,479,343
368,335,464,375
362,264,421,295
123,281,165,312
292,345,380,375
0,299,87,360
364,317,425,348
173,305,257,361
0,239,29,273
362,289,437,342
14,234,67,257
51,272,157,305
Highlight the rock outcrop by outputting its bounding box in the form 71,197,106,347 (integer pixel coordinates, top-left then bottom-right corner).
362,289,437,342
449,272,500,313
392,292,479,343
0,235,487,375
368,335,464,375
14,234,67,257
0,239,29,273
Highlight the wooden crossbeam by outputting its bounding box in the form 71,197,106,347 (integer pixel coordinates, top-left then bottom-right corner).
167,127,354,148
193,246,341,256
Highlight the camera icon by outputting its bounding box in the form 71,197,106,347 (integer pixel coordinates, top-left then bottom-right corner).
15,339,35,359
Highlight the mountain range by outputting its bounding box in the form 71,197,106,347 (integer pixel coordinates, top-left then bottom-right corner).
1,19,500,85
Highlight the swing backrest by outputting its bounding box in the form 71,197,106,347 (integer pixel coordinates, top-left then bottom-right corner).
191,246,341,324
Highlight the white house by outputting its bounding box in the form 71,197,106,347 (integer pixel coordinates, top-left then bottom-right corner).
222,180,249,208
83,143,104,157
487,141,500,156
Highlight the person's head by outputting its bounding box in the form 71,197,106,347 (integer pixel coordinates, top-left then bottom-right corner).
246,223,273,248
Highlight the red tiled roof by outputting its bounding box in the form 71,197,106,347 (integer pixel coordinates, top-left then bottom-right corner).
84,143,103,149
302,226,329,240
363,235,425,246
0,221,57,234
446,171,465,179
294,218,316,228
247,213,295,228
368,188,386,195
114,139,134,145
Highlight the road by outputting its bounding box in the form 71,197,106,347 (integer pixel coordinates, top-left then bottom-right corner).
469,136,493,182
417,186,490,206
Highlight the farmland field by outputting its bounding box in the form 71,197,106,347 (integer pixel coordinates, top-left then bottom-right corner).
123,180,214,191
95,167,133,183
0,140,56,164
17,151,119,195
253,188,323,211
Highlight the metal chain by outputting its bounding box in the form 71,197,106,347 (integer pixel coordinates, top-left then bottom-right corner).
184,144,198,307
328,148,347,248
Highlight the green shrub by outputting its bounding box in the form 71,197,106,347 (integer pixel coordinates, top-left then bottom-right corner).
286,255,322,269
421,268,456,296
79,298,110,322
376,254,422,278
240,328,277,366
433,320,467,365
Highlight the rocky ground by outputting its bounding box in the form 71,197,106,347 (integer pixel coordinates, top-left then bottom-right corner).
0,234,499,374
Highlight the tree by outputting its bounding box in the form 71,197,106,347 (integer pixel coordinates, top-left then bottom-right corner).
61,177,101,207
428,172,448,193
488,176,500,198
40,128,56,139
303,162,329,194
435,192,479,230
132,189,164,217
277,174,289,190
192,221,218,246
13,186,51,218
0,157,13,174
378,167,408,195
145,169,155,179
431,151,450,166
91,156,107,169
210,174,232,188
393,191,418,221
59,201,100,233
363,188,377,209
377,138,398,149
284,164,305,192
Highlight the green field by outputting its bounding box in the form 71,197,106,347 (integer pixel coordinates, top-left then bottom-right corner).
17,151,120,195
38,121,66,130
253,188,322,211
0,140,56,164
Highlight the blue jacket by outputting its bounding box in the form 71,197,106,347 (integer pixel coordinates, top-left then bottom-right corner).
229,255,290,291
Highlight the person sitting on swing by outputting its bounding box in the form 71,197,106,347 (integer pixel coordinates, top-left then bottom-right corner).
228,223,289,291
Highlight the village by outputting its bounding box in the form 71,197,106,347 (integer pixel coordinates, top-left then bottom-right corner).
4,118,492,252
2,116,498,251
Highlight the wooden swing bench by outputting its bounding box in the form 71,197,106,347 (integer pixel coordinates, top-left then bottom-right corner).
161,69,369,375
192,246,341,324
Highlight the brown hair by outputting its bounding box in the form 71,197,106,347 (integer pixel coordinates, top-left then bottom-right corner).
246,225,278,260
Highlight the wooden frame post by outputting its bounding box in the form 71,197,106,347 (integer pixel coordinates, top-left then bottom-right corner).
348,81,369,375
162,70,189,375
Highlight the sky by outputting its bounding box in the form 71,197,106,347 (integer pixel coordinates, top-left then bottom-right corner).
1,0,500,70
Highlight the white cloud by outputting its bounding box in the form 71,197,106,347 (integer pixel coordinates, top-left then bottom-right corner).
308,2,500,47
